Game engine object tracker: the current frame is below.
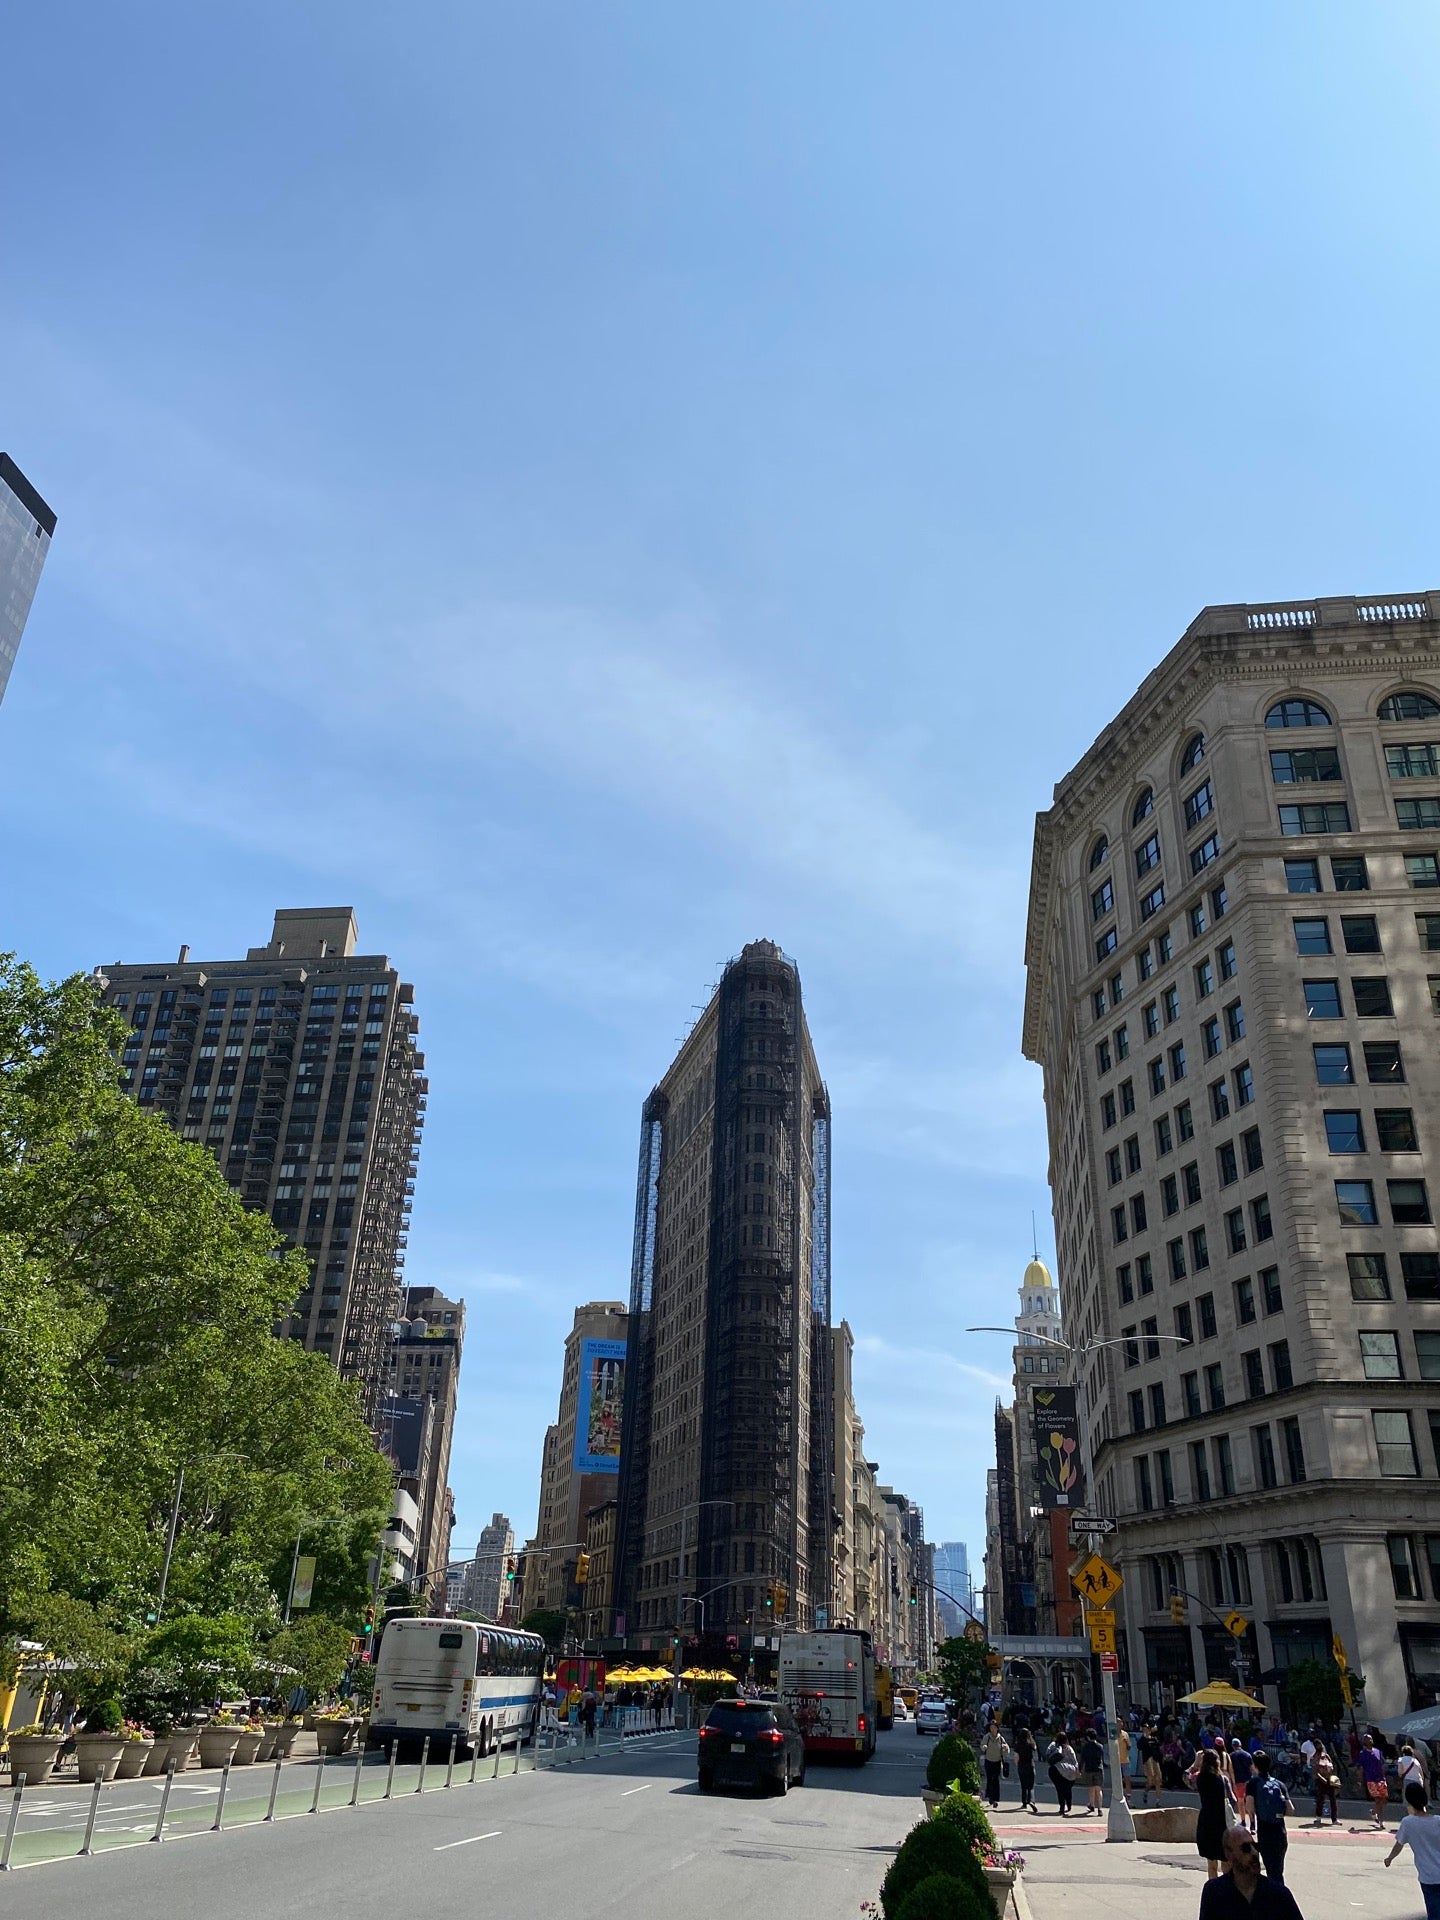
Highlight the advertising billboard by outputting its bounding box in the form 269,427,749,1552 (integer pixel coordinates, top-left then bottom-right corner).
573,1337,626,1473
1032,1385,1085,1507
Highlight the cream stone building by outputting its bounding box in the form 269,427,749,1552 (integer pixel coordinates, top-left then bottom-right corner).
1023,593,1440,1720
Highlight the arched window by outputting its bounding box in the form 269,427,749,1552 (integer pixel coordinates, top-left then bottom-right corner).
1131,788,1154,827
1180,733,1206,772
1265,698,1331,729
1089,835,1109,871
1379,690,1440,722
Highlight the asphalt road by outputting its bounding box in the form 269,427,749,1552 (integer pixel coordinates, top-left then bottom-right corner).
5,1726,927,1917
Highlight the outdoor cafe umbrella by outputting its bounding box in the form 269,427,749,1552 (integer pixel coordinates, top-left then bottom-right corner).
1380,1706,1440,1742
1179,1681,1266,1712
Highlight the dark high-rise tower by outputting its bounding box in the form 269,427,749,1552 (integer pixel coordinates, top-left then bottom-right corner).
94,908,427,1422
615,940,833,1639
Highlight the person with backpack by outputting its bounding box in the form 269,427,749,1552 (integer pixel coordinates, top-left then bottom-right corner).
1399,1742,1428,1806
1079,1728,1107,1816
1047,1732,1079,1816
1248,1750,1295,1885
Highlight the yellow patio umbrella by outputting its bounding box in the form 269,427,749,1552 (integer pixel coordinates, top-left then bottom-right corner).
679,1667,712,1680
1179,1681,1266,1711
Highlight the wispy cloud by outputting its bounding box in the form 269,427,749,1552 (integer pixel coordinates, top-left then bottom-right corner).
854,1332,1011,1393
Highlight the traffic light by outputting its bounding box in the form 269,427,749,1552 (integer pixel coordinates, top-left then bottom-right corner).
764,1582,775,1610
775,1583,788,1617
1169,1593,1186,1625
909,1585,918,1608
514,1552,527,1586
505,1555,517,1581
575,1551,591,1585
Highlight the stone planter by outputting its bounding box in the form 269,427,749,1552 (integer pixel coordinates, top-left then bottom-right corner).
115,1739,155,1779
315,1719,357,1756
921,1787,947,1818
196,1726,243,1769
6,1734,62,1785
144,1730,199,1776
302,1711,319,1732
75,1734,128,1783
985,1866,1019,1919
233,1728,265,1765
1130,1805,1198,1843
255,1725,280,1762
269,1721,301,1759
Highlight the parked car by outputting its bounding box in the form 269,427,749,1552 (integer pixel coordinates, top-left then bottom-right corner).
698,1699,806,1794
915,1699,950,1737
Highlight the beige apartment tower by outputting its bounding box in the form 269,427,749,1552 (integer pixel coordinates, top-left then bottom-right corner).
1024,593,1440,1719
529,1300,628,1612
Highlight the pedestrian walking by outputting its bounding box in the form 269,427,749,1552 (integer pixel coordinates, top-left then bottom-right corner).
579,1688,598,1738
1013,1725,1039,1814
1079,1729,1106,1817
1310,1747,1340,1825
1229,1740,1255,1828
1187,1748,1232,1880
1199,1829,1306,1919
1386,1782,1440,1918
1248,1751,1294,1886
1399,1743,1429,1805
1141,1724,1162,1805
982,1724,1010,1808
1046,1734,1078,1817
1358,1734,1390,1827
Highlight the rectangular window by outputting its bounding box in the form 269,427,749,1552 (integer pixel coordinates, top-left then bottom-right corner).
1390,1534,1422,1600
1096,1040,1112,1074
1336,1179,1379,1225
1092,879,1115,921
1190,1226,1210,1270
1111,972,1125,1005
1183,1373,1202,1420
1169,1042,1187,1081
1332,856,1370,891
1280,1416,1306,1484
1365,1041,1405,1083
1106,1147,1122,1186
1202,1017,1222,1058
1111,1205,1128,1244
1353,977,1394,1017
1402,1253,1440,1301
1219,939,1237,979
1163,986,1181,1024
1280,802,1352,835
1161,1173,1179,1217
1375,1409,1419,1477
1149,1058,1165,1096
1314,1043,1354,1084
1136,1252,1153,1294
1122,1325,1139,1368
1205,1362,1226,1410
1240,1127,1263,1173
1214,1434,1236,1495
1252,1195,1273,1242
1211,1078,1231,1122
1115,1023,1130,1060
1361,1331,1403,1379
1194,959,1214,998
1167,1237,1186,1281
1130,1194,1148,1233
1235,1276,1256,1324
1177,1099,1194,1140
1175,1302,1194,1344
1398,799,1440,830
1135,1457,1153,1511
1155,1113,1173,1155
1092,989,1107,1020
1134,834,1162,876
1234,1063,1255,1106
1157,1448,1175,1506
1325,1110,1364,1152
1117,1262,1134,1304
1158,930,1174,962
1129,1389,1146,1433
1149,1381,1167,1427
1304,978,1342,1019
1198,1292,1217,1339
1191,833,1220,875
1418,914,1440,950
1125,1133,1142,1174
1143,1000,1160,1038
1182,1161,1202,1205
1407,853,1440,889
1260,1266,1282,1314
1211,881,1229,920
1243,1349,1265,1398
1226,1207,1247,1254
1254,1424,1278,1489
1191,1438,1211,1498
1271,745,1342,783
1142,1314,1160,1360
1387,742,1440,778
1140,884,1166,921
1389,1178,1432,1224
1189,902,1208,939
1415,1332,1440,1381
1376,1108,1419,1151
1285,857,1322,893
1185,780,1215,828
1293,917,1331,954
1102,1092,1117,1128
1348,1251,1392,1300
1120,1077,1136,1114
1226,1001,1246,1042
1341,914,1381,955
1095,927,1118,961
1138,945,1155,981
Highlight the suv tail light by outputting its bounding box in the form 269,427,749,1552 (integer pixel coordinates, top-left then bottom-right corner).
758,1729,784,1745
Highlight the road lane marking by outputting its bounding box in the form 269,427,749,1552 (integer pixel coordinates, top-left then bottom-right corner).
434,1831,502,1851
621,1784,653,1796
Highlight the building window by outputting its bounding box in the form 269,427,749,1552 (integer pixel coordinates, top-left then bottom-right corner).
1159,930,1174,962
1149,1059,1166,1096
1167,1238,1186,1281
1131,1194,1148,1233
1134,832,1162,876
1361,1331,1402,1380
1195,959,1214,998
1191,834,1220,875
1214,1434,1236,1496
1161,1173,1179,1217
1279,1416,1305,1483
1226,1208,1247,1254
1378,1108,1417,1151
1129,1389,1146,1433
1271,745,1342,783
1234,1276,1256,1324
1122,1325,1139,1367
1267,698,1333,729
1293,917,1331,955
1399,799,1440,831
1111,971,1125,1004
1183,1372,1202,1419
1125,1133,1142,1174
1107,1147,1122,1186
1406,854,1440,889
1332,856,1370,891
1117,1262,1134,1304
1252,1195,1273,1242
1211,881,1229,919
1149,1381,1167,1427
1189,901,1209,939
1135,1457,1153,1510
1095,927,1118,961
1243,1349,1265,1398
1375,1410,1420,1476
1120,1077,1136,1114
1219,938,1237,979
1132,788,1154,826
1169,1042,1187,1082
1157,1448,1175,1506
1352,977,1394,1017
1285,858,1322,893
1137,1252,1154,1293
1314,1043,1353,1085
1163,986,1181,1024
1092,878,1115,921
1234,1063,1254,1106
1226,1001,1246,1042
1141,884,1167,922
1089,835,1110,870
1402,1253,1440,1301
1155,1113,1173,1155
1096,1039,1112,1074
1198,1292,1217,1338
1182,1161,1202,1206
1390,1534,1422,1600
1138,944,1155,981
1191,1438,1211,1497
1185,780,1215,829
1203,1017,1222,1059
1336,1179,1379,1226
1340,914,1381,955
1143,1000,1160,1038
1115,1023,1130,1060
1190,1227,1210,1272
1348,1252,1391,1300
1280,800,1352,836
1365,1041,1405,1083
1211,1079,1231,1123
1415,1332,1440,1382
1181,733,1206,772
1254,1424,1278,1489
1260,1266,1282,1314
1205,1362,1225,1410
1241,1127,1264,1173
1381,691,1440,722
1175,1302,1193,1344
1389,1178,1432,1224
1418,915,1440,950
1304,979,1342,1019
1102,1092,1117,1128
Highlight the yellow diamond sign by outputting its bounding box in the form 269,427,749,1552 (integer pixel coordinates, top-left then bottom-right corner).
1073,1553,1123,1604
1225,1612,1249,1639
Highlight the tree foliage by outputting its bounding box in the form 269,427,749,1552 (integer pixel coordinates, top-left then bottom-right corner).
934,1635,993,1710
1282,1657,1363,1725
0,956,391,1686
520,1610,569,1649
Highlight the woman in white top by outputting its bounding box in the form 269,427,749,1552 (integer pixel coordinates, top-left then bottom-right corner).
1399,1743,1429,1801
1385,1782,1440,1919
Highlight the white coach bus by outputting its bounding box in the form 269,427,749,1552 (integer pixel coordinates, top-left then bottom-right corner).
778,1628,879,1763
369,1618,546,1755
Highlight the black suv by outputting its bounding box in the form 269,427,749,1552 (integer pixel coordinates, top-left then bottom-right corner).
697,1699,806,1795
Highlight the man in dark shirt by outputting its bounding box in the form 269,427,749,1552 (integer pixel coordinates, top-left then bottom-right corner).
1198,1829,1306,1919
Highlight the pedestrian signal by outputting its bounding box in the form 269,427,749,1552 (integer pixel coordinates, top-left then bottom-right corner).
1169,1594,1185,1625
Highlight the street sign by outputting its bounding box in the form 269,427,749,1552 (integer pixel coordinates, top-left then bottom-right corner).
1086,1606,1115,1630
1068,1514,1116,1534
1073,1553,1123,1604
1089,1621,1117,1654
1332,1634,1349,1671
1224,1612,1248,1639
1099,1652,1119,1673
1340,1671,1355,1708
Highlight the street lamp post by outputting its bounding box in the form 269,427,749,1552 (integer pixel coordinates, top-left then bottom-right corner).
967,1323,1193,1845
155,1451,247,1621
673,1502,734,1714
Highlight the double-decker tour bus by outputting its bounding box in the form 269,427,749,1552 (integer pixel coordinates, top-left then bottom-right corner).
778,1628,878,1763
370,1618,546,1756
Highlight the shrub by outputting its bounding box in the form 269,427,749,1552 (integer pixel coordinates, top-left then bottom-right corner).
932,1791,995,1855
881,1819,990,1920
83,1699,125,1734
894,1874,994,1920
927,1732,980,1796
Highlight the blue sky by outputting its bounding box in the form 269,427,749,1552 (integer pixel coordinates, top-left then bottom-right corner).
4,3,1440,1571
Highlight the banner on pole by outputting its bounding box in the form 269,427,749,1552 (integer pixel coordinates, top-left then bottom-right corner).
291,1556,316,1611
1033,1386,1085,1507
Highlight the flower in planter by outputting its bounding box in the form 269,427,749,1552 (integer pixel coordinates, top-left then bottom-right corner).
6,1724,55,1739
209,1711,243,1727
122,1721,155,1742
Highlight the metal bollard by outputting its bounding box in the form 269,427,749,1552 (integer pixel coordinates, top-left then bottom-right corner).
78,1774,105,1856
445,1732,457,1789
349,1745,364,1807
513,1735,522,1775
264,1754,283,1823
309,1758,325,1814
150,1761,176,1842
492,1733,502,1779
468,1736,479,1786
415,1733,430,1794
0,1776,25,1872
384,1742,398,1800
211,1760,232,1833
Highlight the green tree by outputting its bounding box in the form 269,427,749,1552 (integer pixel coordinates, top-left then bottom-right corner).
1282,1656,1362,1725
0,957,390,1655
520,1610,568,1648
264,1615,354,1701
934,1634,993,1709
